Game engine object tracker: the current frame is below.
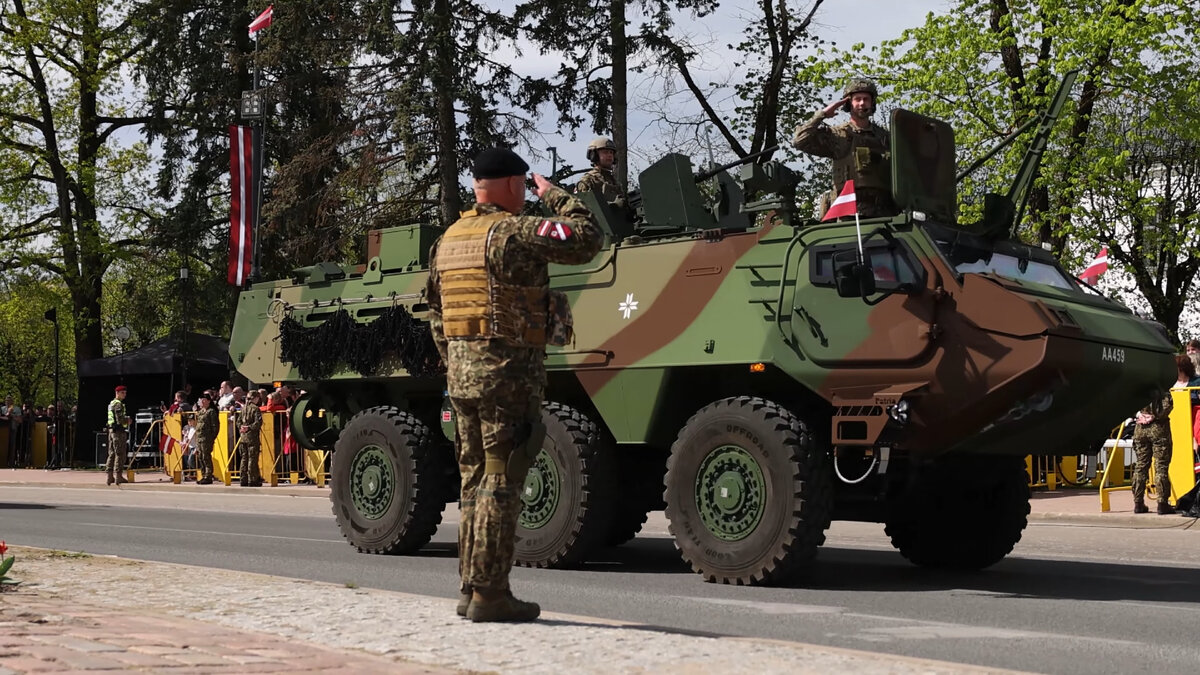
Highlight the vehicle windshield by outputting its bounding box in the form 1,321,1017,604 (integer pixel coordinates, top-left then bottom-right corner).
926,224,1079,291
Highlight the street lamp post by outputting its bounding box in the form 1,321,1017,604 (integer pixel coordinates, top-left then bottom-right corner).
43,307,59,467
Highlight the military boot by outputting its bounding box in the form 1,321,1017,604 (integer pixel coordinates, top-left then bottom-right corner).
1133,499,1149,514
466,590,540,623
1157,502,1176,515
106,473,114,486
456,593,472,617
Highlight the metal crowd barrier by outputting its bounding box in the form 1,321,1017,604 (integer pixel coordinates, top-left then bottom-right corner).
159,410,326,487
1024,386,1198,512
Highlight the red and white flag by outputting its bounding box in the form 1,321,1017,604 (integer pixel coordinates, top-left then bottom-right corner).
1079,246,1108,285
822,180,857,222
249,5,273,35
228,125,255,286
160,433,176,456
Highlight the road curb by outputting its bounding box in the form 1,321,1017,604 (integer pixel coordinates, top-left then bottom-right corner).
0,478,327,498
1028,511,1197,529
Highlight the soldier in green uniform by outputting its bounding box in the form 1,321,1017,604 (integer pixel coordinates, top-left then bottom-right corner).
1131,391,1175,514
427,147,603,622
105,385,131,485
574,136,628,213
792,77,896,219
237,390,264,487
194,394,218,484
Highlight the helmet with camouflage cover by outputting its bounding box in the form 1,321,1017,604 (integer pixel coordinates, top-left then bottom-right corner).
586,136,618,164
841,77,879,114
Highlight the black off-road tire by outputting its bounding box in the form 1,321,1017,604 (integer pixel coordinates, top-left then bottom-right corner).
330,406,447,554
605,451,665,547
664,396,833,585
884,455,1030,570
514,402,616,569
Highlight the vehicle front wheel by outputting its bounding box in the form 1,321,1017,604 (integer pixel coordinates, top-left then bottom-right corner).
885,455,1030,570
330,407,447,554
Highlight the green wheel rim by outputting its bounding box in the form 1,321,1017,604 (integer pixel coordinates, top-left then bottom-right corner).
696,444,766,541
519,449,559,530
350,445,394,520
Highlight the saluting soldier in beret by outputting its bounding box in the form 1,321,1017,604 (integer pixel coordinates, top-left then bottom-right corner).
427,147,603,622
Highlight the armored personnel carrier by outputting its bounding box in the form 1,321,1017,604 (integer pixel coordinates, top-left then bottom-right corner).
230,73,1175,584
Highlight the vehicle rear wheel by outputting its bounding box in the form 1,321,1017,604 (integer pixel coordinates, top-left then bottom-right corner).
330,406,447,554
664,396,832,585
885,455,1030,570
514,402,616,569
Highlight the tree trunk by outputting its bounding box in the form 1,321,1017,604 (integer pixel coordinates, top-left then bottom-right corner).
73,1,105,366
609,0,627,190
433,0,461,226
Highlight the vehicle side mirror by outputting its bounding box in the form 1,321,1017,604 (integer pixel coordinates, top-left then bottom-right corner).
835,262,877,298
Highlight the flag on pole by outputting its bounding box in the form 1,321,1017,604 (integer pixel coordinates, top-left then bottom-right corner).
249,5,274,35
822,180,857,222
228,125,255,286
1079,246,1108,285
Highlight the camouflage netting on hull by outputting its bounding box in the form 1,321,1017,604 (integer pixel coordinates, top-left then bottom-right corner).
278,305,444,380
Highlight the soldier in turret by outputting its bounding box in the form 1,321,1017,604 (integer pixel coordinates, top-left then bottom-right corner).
427,147,603,622
575,136,628,213
792,77,897,219
105,386,131,485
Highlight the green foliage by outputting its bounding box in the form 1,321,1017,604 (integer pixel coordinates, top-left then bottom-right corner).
0,274,76,406
0,0,159,369
788,0,1200,333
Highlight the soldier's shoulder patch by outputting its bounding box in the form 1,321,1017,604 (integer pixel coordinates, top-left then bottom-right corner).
536,220,573,241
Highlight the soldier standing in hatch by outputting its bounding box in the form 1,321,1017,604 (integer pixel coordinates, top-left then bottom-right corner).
575,136,628,213
237,390,264,487
194,394,218,484
105,386,131,485
1131,390,1175,515
792,77,897,219
427,147,603,622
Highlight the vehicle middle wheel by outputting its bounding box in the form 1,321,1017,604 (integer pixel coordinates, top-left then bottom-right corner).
514,402,616,569
664,396,832,585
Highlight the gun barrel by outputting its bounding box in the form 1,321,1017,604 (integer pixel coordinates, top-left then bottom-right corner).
695,144,781,182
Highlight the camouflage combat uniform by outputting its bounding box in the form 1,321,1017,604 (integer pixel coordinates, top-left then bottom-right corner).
237,404,263,486
194,406,218,482
792,113,896,218
575,166,627,212
1131,392,1172,507
105,396,129,484
426,185,603,595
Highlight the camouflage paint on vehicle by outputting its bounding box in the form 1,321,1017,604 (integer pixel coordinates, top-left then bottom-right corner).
229,72,1176,584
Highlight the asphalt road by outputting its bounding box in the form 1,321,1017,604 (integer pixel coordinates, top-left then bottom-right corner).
3,486,1199,674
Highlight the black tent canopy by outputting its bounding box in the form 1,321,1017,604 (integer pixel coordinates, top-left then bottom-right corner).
75,332,231,466
79,332,229,378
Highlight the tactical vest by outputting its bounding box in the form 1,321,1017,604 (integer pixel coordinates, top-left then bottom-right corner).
435,209,549,346
832,123,890,192
107,399,126,428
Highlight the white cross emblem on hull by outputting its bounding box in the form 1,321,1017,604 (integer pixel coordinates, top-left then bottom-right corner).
618,293,639,319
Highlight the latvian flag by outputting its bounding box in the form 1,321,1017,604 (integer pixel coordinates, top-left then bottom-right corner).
822,180,857,222
249,5,273,35
1079,246,1108,286
228,125,256,286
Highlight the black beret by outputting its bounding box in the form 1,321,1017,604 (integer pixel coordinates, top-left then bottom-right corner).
472,147,529,179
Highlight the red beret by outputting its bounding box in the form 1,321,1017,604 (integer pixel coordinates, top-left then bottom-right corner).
115,385,127,393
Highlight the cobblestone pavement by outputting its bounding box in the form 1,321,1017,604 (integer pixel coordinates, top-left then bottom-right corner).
0,549,1026,674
